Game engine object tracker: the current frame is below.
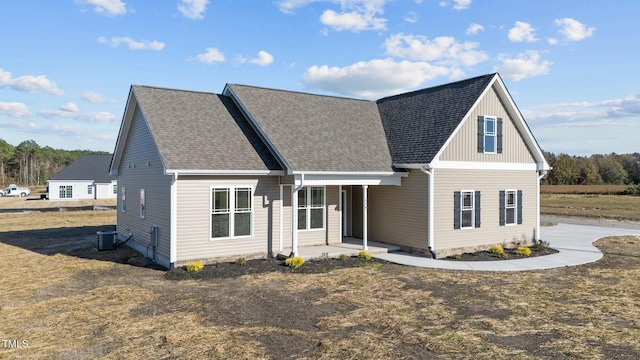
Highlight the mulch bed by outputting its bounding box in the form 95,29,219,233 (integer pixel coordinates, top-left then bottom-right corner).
444,244,558,261
165,256,385,280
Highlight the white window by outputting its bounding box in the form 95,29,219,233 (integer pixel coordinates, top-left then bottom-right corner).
113,184,118,194
121,187,126,213
59,185,73,199
505,190,516,225
484,116,496,153
87,185,93,195
298,187,325,230
461,191,475,228
211,187,253,239
139,189,145,219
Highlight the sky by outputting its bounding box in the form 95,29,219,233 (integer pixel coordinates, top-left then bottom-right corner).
1,0,639,156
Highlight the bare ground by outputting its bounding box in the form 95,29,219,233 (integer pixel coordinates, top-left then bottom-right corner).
1,209,640,359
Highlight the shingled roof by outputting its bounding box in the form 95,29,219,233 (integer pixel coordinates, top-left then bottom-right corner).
376,73,496,164
51,154,115,183
226,84,394,173
132,86,282,172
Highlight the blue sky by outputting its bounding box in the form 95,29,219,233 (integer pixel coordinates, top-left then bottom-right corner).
1,0,638,156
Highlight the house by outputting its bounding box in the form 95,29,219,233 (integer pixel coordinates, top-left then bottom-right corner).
48,154,117,200
109,73,550,269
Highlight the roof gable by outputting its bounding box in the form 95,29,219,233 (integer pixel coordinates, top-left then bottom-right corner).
112,86,282,173
51,154,115,182
226,84,394,173
376,73,495,164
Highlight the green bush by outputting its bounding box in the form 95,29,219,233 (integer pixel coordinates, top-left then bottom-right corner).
185,261,204,272
358,250,372,261
488,245,504,255
235,257,246,266
450,254,461,260
338,254,348,261
515,246,532,257
285,256,305,269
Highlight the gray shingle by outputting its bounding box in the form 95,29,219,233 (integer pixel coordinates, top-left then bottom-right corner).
50,154,115,183
377,73,495,164
227,84,394,172
132,86,282,171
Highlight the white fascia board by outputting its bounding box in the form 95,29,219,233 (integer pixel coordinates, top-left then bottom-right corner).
110,87,137,175
289,170,404,176
393,163,431,169
429,160,537,171
300,173,405,186
166,169,285,176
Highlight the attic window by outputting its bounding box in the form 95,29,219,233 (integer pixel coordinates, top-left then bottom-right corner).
477,116,503,154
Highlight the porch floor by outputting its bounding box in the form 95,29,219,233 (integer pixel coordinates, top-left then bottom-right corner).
279,237,401,260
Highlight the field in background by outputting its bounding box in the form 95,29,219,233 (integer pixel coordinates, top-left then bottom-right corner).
541,185,630,194
541,193,640,222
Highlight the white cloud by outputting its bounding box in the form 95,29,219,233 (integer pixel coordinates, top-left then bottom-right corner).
178,0,209,20
384,33,488,67
494,50,552,81
82,91,107,103
196,48,225,64
303,58,450,99
240,51,274,66
0,68,64,96
439,0,472,10
554,18,595,42
0,102,31,118
547,37,559,45
466,23,484,35
276,0,388,32
98,36,165,50
275,0,318,14
60,102,79,112
404,11,418,24
508,21,538,42
38,107,117,122
77,0,127,16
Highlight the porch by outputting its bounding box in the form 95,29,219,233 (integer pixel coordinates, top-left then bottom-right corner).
279,237,401,260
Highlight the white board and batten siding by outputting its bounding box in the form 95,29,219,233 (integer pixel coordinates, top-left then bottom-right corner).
47,180,94,200
116,104,173,268
175,176,281,263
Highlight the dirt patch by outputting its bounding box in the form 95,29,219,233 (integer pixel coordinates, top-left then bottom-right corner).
1,210,640,359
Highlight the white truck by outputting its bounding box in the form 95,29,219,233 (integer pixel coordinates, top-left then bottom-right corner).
0,184,31,197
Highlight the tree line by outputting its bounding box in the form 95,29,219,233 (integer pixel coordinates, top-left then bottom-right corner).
0,139,109,187
543,152,640,186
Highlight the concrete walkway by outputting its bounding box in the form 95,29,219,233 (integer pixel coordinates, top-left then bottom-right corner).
374,222,640,272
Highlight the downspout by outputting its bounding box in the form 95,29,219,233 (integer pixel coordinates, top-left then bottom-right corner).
536,170,548,243
290,173,304,257
420,166,436,258
169,171,178,267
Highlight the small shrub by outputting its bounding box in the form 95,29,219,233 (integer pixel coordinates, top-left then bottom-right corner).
534,239,551,251
488,245,504,255
515,246,532,257
338,254,348,261
358,250,372,261
285,256,305,269
185,261,204,272
235,257,246,266
450,254,461,260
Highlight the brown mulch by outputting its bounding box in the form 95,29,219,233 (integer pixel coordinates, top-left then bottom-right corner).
444,244,559,261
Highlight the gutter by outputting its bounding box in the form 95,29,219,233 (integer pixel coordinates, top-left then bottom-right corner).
419,165,436,258
290,173,305,257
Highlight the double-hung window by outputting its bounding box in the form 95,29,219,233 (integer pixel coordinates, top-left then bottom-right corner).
477,116,503,154
211,187,253,239
139,189,146,219
60,185,73,199
297,187,325,230
484,116,496,153
500,190,523,226
454,190,481,229
87,185,93,195
121,187,126,213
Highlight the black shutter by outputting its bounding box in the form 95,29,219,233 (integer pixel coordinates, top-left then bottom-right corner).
474,191,481,228
499,190,506,226
497,118,503,154
517,190,523,224
453,191,461,229
477,116,484,153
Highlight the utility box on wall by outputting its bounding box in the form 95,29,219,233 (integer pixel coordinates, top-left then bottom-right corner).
97,231,116,250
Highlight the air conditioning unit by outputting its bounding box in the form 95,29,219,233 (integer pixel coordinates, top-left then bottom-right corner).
97,231,117,251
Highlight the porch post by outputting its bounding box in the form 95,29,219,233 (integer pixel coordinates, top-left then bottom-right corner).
338,185,343,243
362,185,368,251
291,186,299,256
279,185,283,252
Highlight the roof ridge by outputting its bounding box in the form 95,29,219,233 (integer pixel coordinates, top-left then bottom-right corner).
132,84,218,96
227,83,374,103
376,73,497,103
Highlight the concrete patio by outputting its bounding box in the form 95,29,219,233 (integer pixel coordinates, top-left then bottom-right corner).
279,237,401,260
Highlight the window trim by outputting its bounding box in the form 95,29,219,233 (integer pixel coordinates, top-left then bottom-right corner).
484,116,497,154
500,189,523,226
139,189,146,219
460,190,475,229
121,187,126,213
210,186,254,240
59,185,73,199
87,184,93,195
504,189,517,226
297,186,326,231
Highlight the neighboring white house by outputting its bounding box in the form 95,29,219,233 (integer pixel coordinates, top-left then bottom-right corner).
48,154,117,200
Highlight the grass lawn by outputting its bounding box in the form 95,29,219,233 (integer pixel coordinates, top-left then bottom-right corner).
541,193,640,221
1,210,640,359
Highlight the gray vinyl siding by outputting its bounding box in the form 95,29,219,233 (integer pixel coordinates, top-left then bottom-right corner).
116,104,172,267
175,176,281,262
351,186,363,238
368,169,429,249
433,169,538,254
440,85,536,163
